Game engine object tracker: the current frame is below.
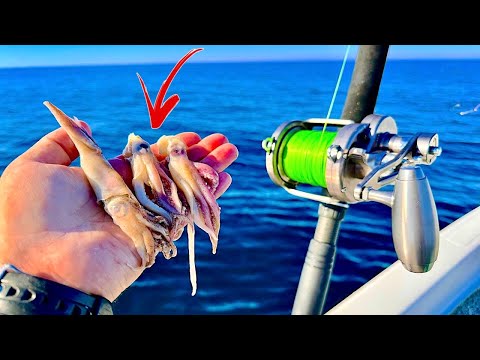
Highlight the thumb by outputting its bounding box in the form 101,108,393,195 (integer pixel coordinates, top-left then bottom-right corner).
21,120,92,166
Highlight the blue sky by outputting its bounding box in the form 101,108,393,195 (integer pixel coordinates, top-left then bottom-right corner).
1,45,480,68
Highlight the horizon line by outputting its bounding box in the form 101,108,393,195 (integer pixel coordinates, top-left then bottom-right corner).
1,57,479,70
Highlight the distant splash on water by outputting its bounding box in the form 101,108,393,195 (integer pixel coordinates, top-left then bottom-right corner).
452,103,480,115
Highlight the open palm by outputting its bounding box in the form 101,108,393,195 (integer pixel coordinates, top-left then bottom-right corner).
0,121,238,302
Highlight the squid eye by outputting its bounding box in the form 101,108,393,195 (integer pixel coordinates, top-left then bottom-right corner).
172,147,185,156
134,142,150,152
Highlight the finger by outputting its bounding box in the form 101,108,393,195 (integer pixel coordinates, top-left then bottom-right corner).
200,143,239,173
187,133,230,162
20,120,92,166
215,172,232,199
151,132,201,160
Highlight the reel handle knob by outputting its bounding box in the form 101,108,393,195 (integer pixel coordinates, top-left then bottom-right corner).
391,165,440,272
365,165,440,272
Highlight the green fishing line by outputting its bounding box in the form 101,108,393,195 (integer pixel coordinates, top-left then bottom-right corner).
281,130,337,188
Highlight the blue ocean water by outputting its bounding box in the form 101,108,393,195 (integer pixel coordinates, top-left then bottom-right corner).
0,59,479,314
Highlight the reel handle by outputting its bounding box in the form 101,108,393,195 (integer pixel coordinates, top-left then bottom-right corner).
364,165,440,272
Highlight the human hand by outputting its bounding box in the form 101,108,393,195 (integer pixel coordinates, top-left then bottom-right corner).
0,122,238,302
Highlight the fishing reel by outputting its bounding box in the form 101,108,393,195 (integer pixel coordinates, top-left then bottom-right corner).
262,115,442,273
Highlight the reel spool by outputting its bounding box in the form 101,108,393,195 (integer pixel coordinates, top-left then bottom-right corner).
263,115,443,273
262,118,353,207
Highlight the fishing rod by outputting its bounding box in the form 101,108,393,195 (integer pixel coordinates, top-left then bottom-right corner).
262,45,443,315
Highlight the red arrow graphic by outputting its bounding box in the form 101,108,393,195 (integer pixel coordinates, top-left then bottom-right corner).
137,48,204,129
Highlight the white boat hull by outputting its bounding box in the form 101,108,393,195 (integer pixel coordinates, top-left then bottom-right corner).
326,206,480,315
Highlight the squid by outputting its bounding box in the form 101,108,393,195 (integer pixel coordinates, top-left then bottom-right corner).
44,101,221,296
42,48,224,296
